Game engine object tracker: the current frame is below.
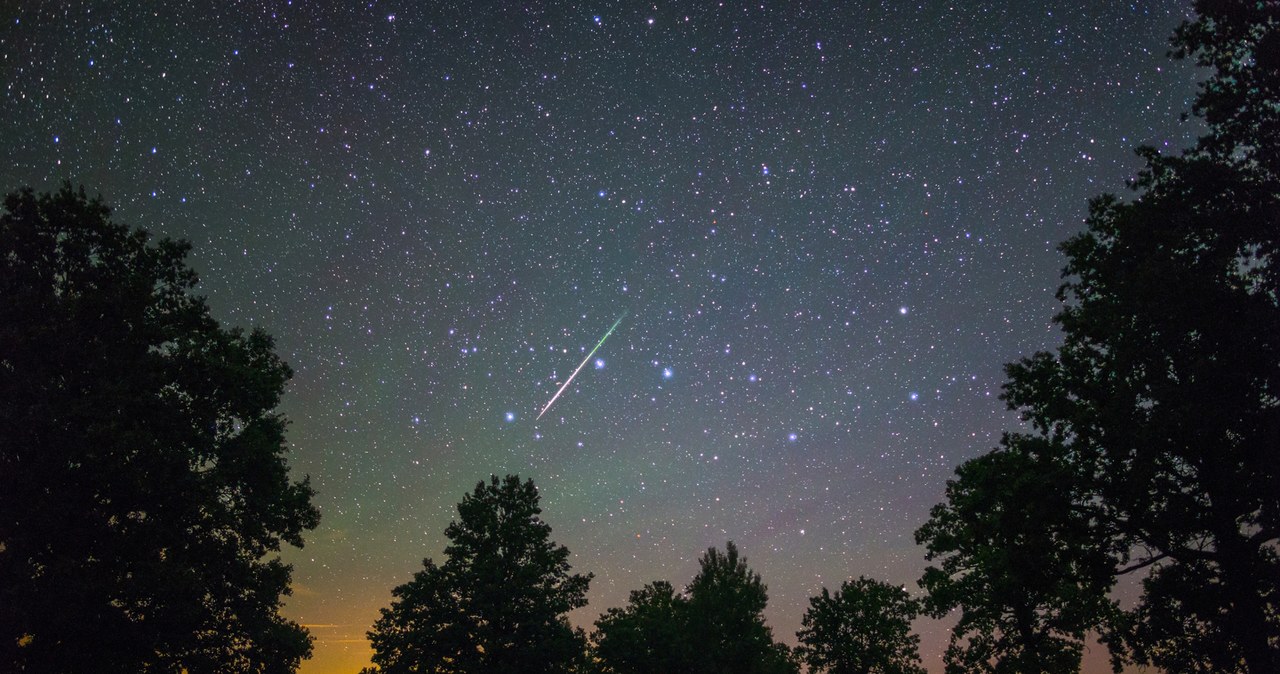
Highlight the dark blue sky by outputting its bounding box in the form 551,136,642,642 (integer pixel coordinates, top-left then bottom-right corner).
1,2,1202,670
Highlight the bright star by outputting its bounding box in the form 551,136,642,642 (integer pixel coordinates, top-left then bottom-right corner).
594,358,605,369
504,411,516,422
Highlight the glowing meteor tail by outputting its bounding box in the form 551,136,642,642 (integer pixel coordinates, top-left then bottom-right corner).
537,312,628,420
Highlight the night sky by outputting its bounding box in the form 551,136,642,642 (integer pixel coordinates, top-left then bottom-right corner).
2,2,1203,672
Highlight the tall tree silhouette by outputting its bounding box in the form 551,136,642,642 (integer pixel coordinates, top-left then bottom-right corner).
0,184,320,673
682,542,797,674
918,2,1280,672
368,475,591,674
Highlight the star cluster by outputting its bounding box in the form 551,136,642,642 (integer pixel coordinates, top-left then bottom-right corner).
1,2,1201,672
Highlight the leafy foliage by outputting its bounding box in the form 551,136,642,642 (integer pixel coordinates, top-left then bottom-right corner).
0,185,320,672
1173,0,1280,179
368,475,591,674
683,542,797,674
915,436,1116,674
591,541,797,674
918,2,1280,672
591,581,687,674
1017,155,1280,672
796,576,926,674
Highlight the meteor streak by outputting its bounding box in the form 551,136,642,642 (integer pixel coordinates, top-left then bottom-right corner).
537,312,627,420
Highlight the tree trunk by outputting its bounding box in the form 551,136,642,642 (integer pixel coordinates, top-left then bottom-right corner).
1214,528,1277,674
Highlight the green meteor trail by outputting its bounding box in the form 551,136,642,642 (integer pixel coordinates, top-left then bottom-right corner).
537,312,627,420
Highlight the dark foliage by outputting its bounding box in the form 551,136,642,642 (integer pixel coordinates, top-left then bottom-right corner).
0,185,320,673
591,581,687,674
915,436,1116,673
368,475,591,674
591,541,797,674
796,576,926,674
917,2,1280,672
683,542,797,674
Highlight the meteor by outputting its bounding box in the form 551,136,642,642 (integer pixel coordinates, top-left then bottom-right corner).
537,312,627,420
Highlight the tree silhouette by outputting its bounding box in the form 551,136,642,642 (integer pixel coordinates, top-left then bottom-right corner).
918,2,1280,672
681,542,797,674
368,475,591,674
0,184,320,672
796,576,926,674
591,542,797,674
915,436,1115,674
591,580,687,674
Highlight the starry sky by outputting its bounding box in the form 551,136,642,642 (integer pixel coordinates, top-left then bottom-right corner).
1,2,1204,672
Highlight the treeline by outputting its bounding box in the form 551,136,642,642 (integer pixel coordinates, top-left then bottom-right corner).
360,475,924,674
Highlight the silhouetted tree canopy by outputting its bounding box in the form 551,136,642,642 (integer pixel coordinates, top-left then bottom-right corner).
368,475,591,674
591,580,687,674
684,542,797,674
915,436,1115,674
0,184,320,673
796,576,926,674
592,541,797,674
917,2,1280,672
